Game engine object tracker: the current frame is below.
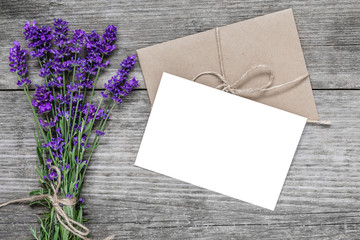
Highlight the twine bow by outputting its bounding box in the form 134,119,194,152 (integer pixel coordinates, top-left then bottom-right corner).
0,166,115,240
193,27,330,125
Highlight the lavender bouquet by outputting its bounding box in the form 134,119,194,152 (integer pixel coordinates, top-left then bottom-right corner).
5,19,138,239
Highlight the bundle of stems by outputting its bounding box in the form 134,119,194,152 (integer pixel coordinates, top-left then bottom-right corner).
8,19,138,239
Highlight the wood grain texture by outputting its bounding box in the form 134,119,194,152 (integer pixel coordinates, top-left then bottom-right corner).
0,0,359,239
0,0,360,90
0,90,360,239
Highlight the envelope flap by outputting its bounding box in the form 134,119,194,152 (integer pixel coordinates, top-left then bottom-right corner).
137,29,222,104
137,9,319,120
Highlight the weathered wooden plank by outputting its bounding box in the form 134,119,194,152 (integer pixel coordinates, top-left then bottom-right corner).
0,89,359,239
1,0,359,239
0,0,360,90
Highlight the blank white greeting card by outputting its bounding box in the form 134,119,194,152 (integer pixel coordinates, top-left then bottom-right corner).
135,73,306,210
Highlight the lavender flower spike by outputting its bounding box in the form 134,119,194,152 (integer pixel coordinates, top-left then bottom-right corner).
52,18,69,47
23,21,52,58
9,41,31,87
32,84,54,113
95,130,105,136
103,55,139,104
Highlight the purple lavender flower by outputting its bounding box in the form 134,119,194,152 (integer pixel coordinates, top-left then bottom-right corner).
62,111,70,121
79,197,84,204
48,75,64,88
65,163,70,170
120,55,136,70
39,60,52,78
82,103,99,122
72,93,84,102
52,18,69,48
32,84,54,113
56,93,70,105
75,156,87,165
80,134,86,146
85,27,116,71
9,41,31,87
23,21,52,58
75,58,87,81
100,91,108,99
56,127,62,137
46,159,53,168
85,31,102,63
111,95,122,104
52,151,63,161
52,59,74,76
95,130,105,136
48,170,57,181
73,134,87,146
67,82,78,92
66,194,73,199
9,41,27,76
43,137,64,151
70,29,86,54
104,55,139,104
101,25,117,55
99,109,110,120
23,21,38,43
16,78,31,87
39,116,58,129
102,25,117,44
80,80,94,89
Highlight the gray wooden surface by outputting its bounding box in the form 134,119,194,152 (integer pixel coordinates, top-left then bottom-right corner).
0,1,359,239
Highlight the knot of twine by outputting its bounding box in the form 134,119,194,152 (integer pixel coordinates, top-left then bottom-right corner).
193,27,330,125
0,166,114,240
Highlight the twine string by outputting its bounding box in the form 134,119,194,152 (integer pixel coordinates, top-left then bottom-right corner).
192,27,330,125
0,166,114,240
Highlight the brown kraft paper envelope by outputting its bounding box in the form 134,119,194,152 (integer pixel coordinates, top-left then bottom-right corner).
136,9,319,120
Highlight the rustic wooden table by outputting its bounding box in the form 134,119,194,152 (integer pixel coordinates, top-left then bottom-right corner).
0,1,359,239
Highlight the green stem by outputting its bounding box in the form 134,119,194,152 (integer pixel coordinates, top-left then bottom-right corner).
65,91,74,153
38,58,57,119
22,84,55,162
80,102,115,183
72,55,77,84
96,98,112,129
69,100,80,147
88,69,100,105
67,55,78,148
20,80,46,142
83,98,103,147
83,68,101,125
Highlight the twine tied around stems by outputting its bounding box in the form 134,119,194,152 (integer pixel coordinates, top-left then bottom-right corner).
192,27,330,125
0,166,115,240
